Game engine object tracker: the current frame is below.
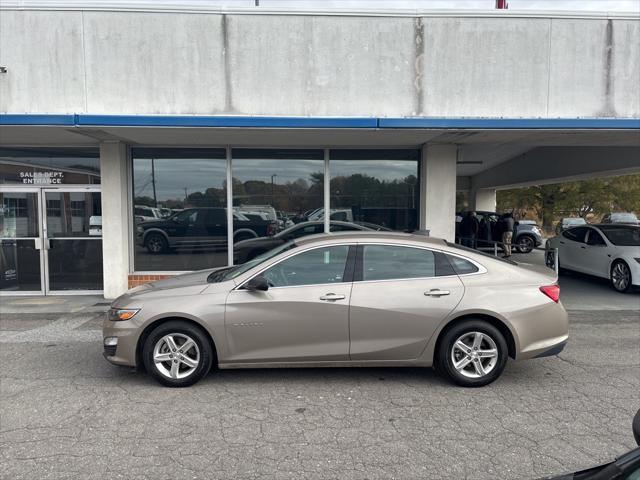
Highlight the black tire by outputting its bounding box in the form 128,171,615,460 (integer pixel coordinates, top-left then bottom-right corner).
516,235,535,254
145,233,168,254
435,320,508,388
142,321,214,387
633,408,640,446
611,260,633,293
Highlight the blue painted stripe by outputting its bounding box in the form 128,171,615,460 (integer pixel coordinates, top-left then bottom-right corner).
0,114,76,126
0,114,639,129
77,115,378,128
378,117,640,129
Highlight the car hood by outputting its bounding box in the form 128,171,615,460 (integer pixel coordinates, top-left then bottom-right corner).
112,267,230,306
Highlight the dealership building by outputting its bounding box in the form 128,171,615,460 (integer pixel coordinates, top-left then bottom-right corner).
0,1,639,298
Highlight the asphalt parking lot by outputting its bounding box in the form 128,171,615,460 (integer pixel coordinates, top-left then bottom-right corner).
0,268,638,480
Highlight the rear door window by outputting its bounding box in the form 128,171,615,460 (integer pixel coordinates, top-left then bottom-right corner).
361,245,436,281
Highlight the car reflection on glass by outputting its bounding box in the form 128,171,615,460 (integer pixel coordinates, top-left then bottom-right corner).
233,220,386,264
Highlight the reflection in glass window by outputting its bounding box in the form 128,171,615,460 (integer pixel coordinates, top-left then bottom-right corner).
362,245,435,281
131,148,228,272
231,149,324,242
330,150,419,232
0,147,100,185
45,192,102,238
0,192,40,238
263,246,349,287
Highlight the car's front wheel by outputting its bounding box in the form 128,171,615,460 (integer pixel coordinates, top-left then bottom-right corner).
516,235,535,254
142,321,214,387
611,260,632,293
436,320,508,387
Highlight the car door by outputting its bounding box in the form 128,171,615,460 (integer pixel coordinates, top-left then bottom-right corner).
224,244,353,363
582,228,612,279
204,208,227,249
348,244,464,361
558,227,589,270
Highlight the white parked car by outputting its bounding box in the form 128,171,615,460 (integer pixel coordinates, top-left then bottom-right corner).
546,224,640,293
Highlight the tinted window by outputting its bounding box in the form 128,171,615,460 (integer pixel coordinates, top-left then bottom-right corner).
132,148,228,271
562,227,589,243
362,245,435,281
586,229,606,246
0,147,100,185
262,246,349,287
447,255,479,275
599,226,640,246
330,150,419,232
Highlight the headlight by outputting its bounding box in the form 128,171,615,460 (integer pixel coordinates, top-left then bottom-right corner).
532,226,541,234
108,308,140,321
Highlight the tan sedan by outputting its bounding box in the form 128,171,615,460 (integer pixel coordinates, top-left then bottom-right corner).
103,232,568,388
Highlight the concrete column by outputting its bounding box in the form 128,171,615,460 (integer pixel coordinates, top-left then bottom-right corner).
472,188,497,212
420,144,457,241
100,142,130,299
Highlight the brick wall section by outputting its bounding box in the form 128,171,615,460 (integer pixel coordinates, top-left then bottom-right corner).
128,274,172,289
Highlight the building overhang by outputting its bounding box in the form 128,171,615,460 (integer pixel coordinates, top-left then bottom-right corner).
1,114,639,178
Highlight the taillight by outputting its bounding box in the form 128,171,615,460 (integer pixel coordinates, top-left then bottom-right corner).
540,284,560,303
267,222,277,236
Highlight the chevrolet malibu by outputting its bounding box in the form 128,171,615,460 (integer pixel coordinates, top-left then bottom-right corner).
103,232,568,388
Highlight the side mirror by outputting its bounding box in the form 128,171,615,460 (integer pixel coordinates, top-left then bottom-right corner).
245,275,269,291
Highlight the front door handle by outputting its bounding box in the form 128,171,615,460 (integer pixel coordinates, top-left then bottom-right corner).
424,289,450,297
320,293,346,301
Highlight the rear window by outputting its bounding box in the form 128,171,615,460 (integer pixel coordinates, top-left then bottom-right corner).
445,241,516,265
447,255,479,275
598,226,640,246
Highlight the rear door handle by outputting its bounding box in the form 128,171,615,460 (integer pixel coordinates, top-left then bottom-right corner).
424,289,450,297
320,293,346,301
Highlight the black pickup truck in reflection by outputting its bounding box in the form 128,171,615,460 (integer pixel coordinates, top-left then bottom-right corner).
136,208,277,254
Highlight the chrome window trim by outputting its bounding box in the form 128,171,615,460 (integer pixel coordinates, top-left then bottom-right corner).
234,243,355,291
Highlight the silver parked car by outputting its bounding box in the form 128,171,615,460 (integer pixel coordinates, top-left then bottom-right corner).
103,232,568,388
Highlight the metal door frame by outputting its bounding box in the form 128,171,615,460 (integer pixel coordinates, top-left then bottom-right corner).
41,186,103,295
0,186,45,295
0,185,103,296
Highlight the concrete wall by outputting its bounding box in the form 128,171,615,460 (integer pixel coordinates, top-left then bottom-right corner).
1,10,638,118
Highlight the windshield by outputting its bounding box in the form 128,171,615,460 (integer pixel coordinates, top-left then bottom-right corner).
564,218,586,225
207,241,298,283
598,226,640,246
612,213,638,222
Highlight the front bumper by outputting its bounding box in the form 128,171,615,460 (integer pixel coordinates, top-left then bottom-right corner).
102,316,141,367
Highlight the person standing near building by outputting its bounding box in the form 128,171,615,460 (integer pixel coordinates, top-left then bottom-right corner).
502,212,515,258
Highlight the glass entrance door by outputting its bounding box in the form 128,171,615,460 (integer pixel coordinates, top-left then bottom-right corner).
0,189,44,293
42,189,103,293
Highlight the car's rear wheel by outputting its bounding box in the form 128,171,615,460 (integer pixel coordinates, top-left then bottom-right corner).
436,320,508,387
142,321,213,387
145,233,168,254
516,235,535,254
611,260,632,293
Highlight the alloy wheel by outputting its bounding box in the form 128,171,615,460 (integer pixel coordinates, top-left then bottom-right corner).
612,262,631,292
451,331,498,379
153,333,200,379
518,236,534,253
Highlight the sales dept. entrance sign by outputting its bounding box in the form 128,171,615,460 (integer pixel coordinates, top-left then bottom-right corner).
20,171,64,184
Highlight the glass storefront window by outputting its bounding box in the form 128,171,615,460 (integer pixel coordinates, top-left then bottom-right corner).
132,148,228,271
0,147,100,185
329,150,420,232
231,149,324,242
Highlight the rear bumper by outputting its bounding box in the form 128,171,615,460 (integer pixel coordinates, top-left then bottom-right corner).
533,339,567,358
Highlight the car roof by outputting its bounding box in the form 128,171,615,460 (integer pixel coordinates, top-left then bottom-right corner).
294,231,446,247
